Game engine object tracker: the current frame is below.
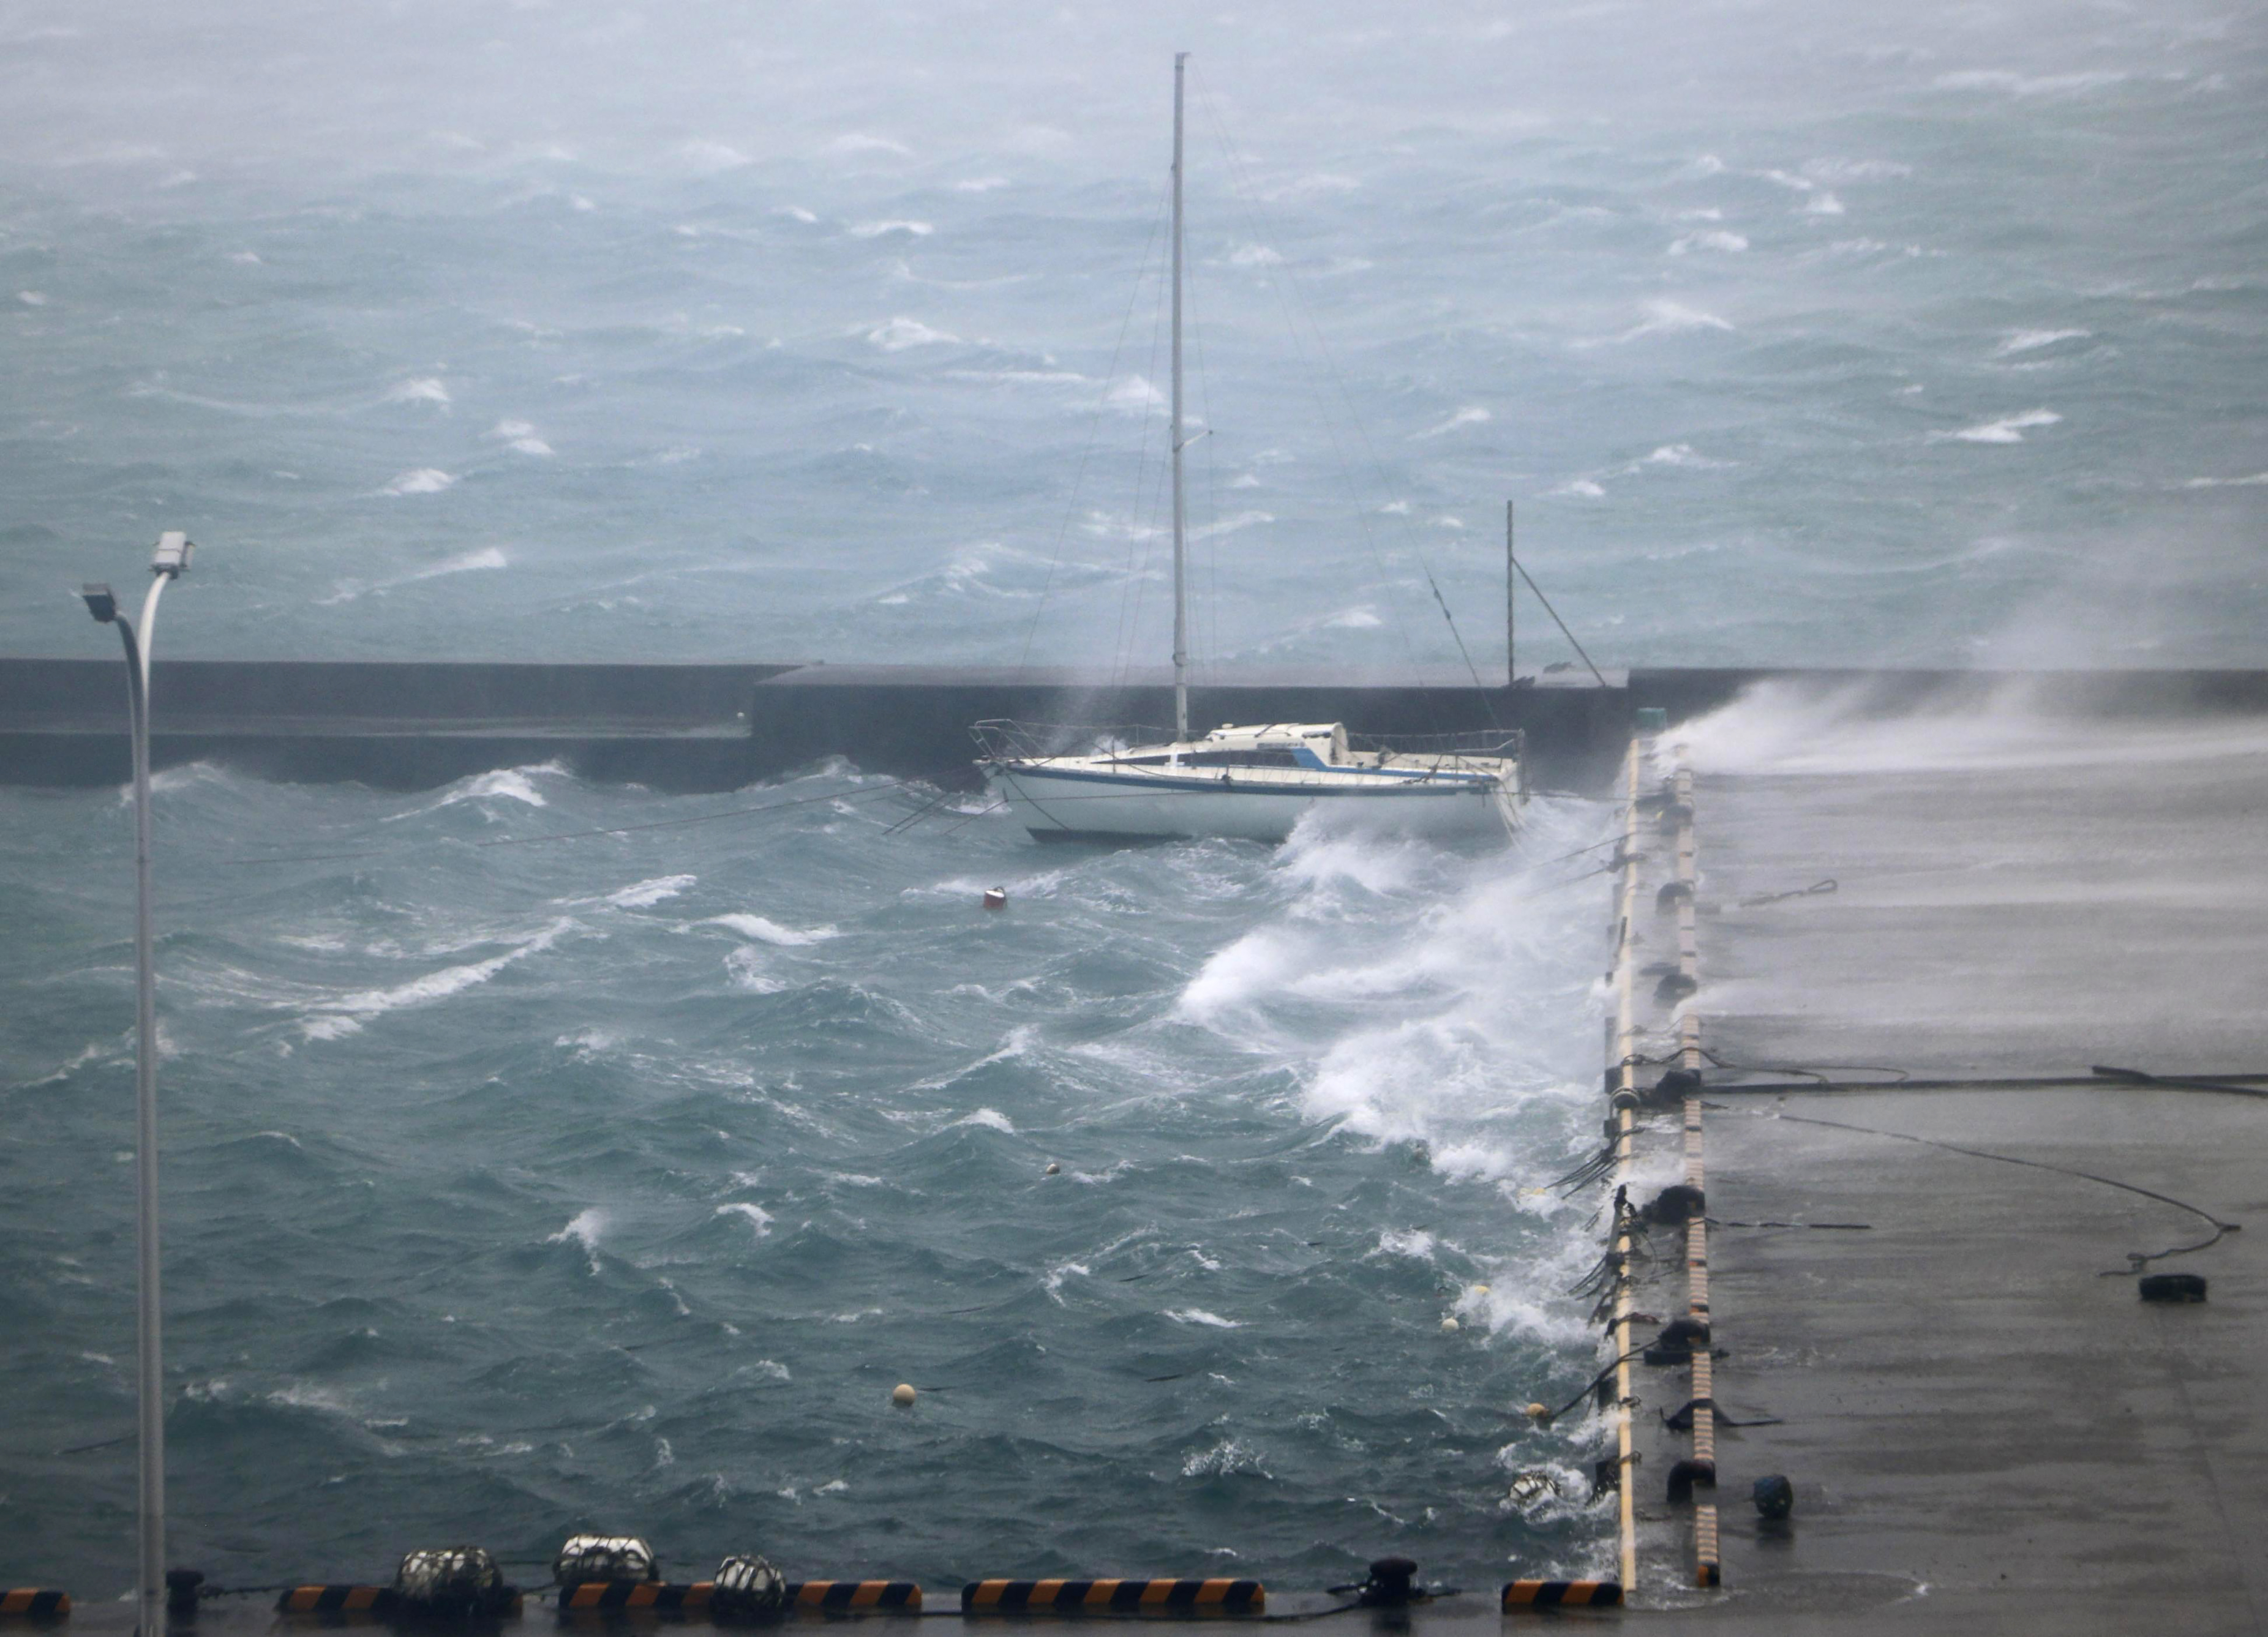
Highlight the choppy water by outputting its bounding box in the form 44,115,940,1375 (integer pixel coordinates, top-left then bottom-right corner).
3,766,1617,1592
3,0,2264,1601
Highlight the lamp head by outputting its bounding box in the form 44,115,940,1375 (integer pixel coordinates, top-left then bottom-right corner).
82,583,118,624
151,531,193,577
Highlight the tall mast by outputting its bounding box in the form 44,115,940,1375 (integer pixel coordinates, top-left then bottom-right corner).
1170,50,1190,742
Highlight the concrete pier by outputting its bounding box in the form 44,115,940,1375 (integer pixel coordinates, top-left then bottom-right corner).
1588,687,2268,1632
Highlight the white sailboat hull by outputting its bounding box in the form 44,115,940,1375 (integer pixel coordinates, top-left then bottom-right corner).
984,763,1515,844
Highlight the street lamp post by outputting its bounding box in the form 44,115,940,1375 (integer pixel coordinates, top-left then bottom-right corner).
81,530,195,1637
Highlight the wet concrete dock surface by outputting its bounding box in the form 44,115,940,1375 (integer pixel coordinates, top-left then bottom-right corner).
1629,694,2268,1633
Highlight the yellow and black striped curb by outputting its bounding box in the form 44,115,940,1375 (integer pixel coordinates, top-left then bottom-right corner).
1501,1580,1622,1609
280,1587,527,1616
786,1583,921,1613
277,1588,393,1614
961,1580,1263,1615
0,1592,69,1619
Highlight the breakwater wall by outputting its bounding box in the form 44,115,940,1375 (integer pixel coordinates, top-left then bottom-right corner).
5,660,2266,793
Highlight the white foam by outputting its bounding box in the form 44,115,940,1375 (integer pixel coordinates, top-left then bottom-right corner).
1410,405,1491,440
723,946,788,994
1669,230,1747,254
441,767,549,808
302,917,572,1039
486,418,554,455
1590,301,1734,347
2184,472,2268,489
1374,1227,1437,1261
381,468,455,496
1934,68,2127,97
319,545,507,605
954,1108,1015,1134
1106,374,1165,411
1644,443,1724,468
18,289,48,306
866,316,955,350
548,1207,608,1274
385,377,450,408
1166,1308,1242,1329
1043,1261,1090,1302
714,1202,773,1236
1996,328,2090,355
704,913,837,945
606,875,694,909
1933,408,2061,444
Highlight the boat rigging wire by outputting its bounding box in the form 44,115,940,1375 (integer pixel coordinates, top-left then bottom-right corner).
1510,557,1608,689
1015,170,1175,680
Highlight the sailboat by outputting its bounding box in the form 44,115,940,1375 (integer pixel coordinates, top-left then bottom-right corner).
975,54,1524,845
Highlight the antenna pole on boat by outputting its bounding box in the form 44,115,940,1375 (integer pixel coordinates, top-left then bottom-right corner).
1505,498,1515,687
1170,50,1190,743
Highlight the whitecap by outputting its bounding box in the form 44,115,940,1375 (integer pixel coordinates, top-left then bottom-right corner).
703,913,838,945
1589,301,1735,347
18,289,48,306
1934,68,2127,97
439,766,549,808
548,1208,608,1274
866,316,955,350
2183,472,2268,489
385,378,450,408
954,1108,1016,1134
1410,405,1491,440
1995,328,2090,356
723,946,788,994
606,875,694,909
715,1202,772,1237
302,917,573,1039
319,545,506,604
381,468,456,496
486,418,554,455
850,220,933,239
1166,1308,1242,1329
1932,408,2061,444
1668,230,1747,254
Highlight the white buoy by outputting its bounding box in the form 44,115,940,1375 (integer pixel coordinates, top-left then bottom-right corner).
1525,1402,1552,1423
1044,1162,1060,1176
1440,1316,1460,1333
891,1383,917,1407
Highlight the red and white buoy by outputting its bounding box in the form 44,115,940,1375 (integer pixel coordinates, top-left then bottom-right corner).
982,887,1007,911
